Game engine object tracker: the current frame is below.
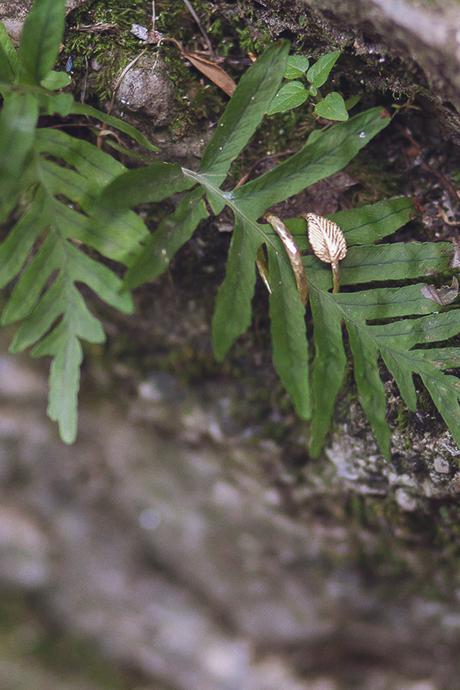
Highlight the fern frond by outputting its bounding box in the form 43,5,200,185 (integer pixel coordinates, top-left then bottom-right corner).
0,126,145,441
211,218,263,361
268,243,311,419
300,207,459,458
0,81,157,443
102,65,392,428
3,9,459,459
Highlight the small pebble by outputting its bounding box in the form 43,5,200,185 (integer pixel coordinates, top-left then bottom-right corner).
433,456,450,474
395,488,418,512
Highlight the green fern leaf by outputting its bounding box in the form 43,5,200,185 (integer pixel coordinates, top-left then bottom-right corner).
199,41,290,188
0,0,176,442
212,218,263,361
124,188,208,289
71,103,159,153
0,22,18,82
4,21,459,459
17,0,66,85
121,39,290,288
302,199,460,458
4,235,132,443
308,290,347,456
179,106,390,417
268,243,311,419
98,161,194,211
347,321,391,457
39,329,83,444
0,97,152,443
234,108,391,218
79,41,460,454
0,93,38,216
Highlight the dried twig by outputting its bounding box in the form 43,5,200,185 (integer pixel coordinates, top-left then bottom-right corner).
182,0,215,55
75,23,118,33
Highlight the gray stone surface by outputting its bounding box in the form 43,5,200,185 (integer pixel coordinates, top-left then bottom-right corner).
114,55,177,127
218,0,460,140
298,0,460,137
301,0,460,104
0,353,458,690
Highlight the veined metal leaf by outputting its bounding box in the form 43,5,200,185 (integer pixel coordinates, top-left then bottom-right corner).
305,213,347,265
304,213,347,293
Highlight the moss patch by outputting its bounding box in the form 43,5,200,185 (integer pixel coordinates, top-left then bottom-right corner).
0,594,148,689
65,0,151,103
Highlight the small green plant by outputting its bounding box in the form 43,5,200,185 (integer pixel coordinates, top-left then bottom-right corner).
1,0,460,461
267,50,353,121
0,0,157,442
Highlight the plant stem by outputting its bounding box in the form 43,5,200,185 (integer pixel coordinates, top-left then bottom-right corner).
332,262,340,293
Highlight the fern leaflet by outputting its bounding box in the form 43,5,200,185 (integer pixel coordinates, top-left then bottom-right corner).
0,0,163,441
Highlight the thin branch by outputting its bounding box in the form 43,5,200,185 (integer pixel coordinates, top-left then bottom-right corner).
182,0,215,55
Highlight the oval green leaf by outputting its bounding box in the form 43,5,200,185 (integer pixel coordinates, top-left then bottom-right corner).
285,54,310,79
41,70,72,90
307,50,341,89
314,92,349,121
267,81,309,115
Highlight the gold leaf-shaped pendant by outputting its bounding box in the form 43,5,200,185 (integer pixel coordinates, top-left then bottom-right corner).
303,213,347,293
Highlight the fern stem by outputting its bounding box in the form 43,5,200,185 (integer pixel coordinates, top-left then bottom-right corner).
332,262,340,294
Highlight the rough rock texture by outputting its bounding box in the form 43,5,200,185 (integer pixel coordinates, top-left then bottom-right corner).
0,354,458,690
216,0,460,142
299,0,460,113
114,55,177,127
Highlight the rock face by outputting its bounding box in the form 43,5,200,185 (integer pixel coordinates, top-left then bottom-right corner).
299,0,460,114
295,0,460,141
0,353,458,690
218,0,460,141
114,55,177,127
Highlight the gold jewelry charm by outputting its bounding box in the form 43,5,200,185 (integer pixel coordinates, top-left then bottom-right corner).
303,213,347,293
